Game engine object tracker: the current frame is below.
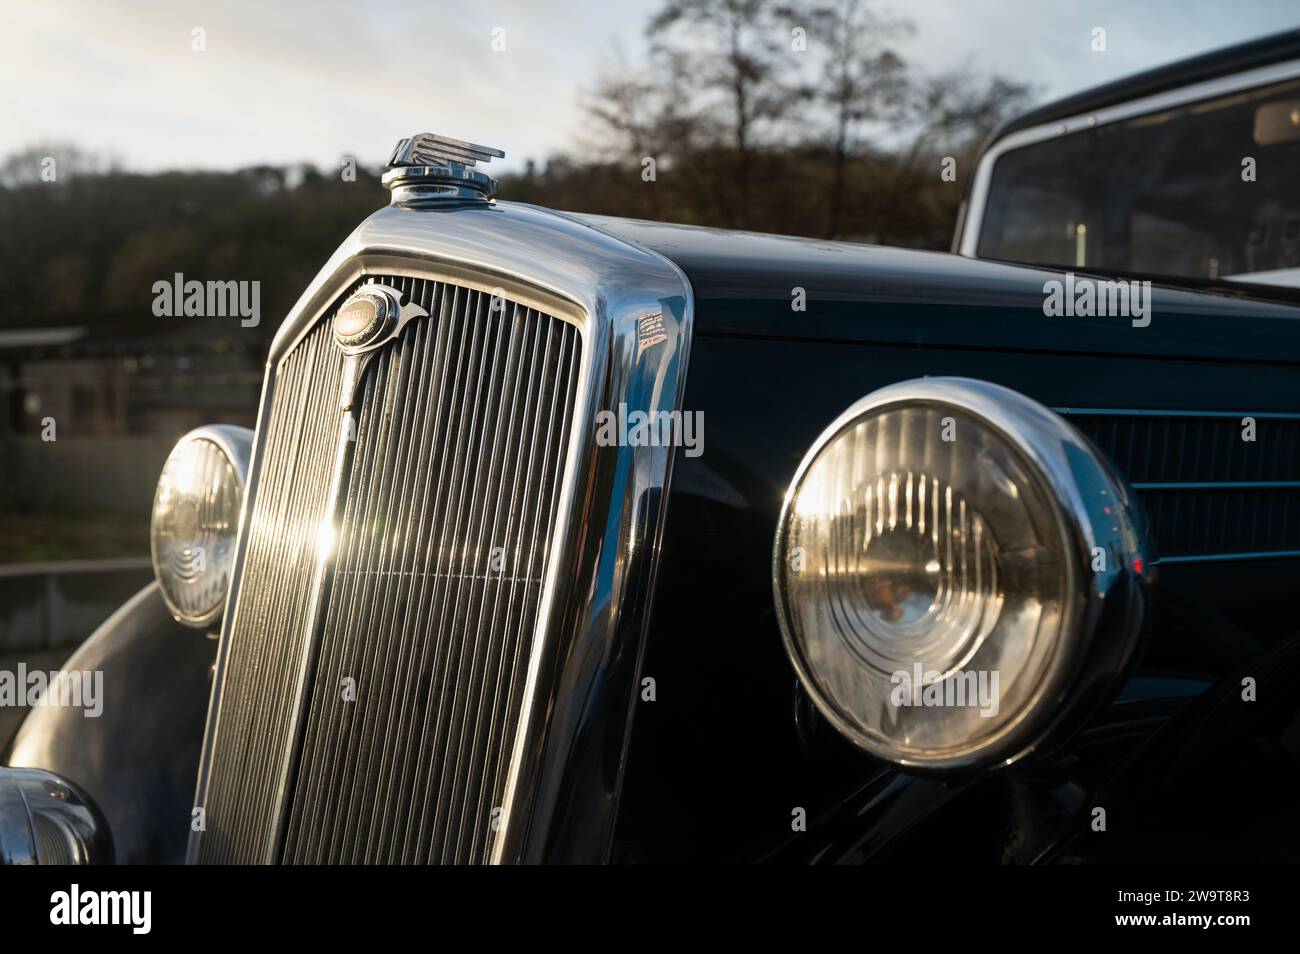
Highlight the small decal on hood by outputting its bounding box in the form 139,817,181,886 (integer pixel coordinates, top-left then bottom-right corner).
636,311,668,357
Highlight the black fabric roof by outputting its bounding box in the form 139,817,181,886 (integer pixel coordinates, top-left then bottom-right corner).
995,28,1300,141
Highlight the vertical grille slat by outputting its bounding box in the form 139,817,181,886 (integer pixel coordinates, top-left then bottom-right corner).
442,303,529,861
199,273,583,864
199,320,346,863
362,294,446,862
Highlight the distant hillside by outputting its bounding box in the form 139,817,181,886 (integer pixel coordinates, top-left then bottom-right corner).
0,163,386,339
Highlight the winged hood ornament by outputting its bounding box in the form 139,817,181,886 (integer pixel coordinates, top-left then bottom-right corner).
383,132,505,206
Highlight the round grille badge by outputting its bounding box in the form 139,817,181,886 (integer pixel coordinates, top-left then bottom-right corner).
333,288,396,350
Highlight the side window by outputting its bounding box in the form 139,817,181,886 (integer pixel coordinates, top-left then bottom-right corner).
976,75,1300,280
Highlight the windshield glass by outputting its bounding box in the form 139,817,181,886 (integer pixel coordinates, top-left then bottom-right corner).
976,75,1300,282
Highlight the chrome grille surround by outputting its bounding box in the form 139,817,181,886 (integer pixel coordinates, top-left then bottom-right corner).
188,203,694,864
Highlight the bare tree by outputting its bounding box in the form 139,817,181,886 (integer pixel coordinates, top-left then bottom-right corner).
583,44,708,220
805,0,911,237
893,70,1035,189
0,143,105,187
647,0,804,226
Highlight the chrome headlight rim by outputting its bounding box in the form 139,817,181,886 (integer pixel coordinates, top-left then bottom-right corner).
150,424,253,629
772,376,1148,772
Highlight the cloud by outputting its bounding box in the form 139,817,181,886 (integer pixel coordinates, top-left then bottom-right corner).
2,0,1296,172
1,0,658,171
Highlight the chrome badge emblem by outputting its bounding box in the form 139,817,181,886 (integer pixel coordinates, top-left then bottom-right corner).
332,283,430,411
331,283,426,355
333,290,390,349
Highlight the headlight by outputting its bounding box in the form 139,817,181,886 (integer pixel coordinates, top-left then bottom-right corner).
150,425,253,628
773,378,1148,770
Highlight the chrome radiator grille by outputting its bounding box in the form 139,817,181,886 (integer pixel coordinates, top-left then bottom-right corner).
197,274,582,864
198,318,345,864
1059,410,1300,562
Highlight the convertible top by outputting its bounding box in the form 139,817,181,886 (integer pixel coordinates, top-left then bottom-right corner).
994,27,1300,140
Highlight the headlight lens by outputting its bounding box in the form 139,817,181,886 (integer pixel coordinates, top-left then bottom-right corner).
774,378,1147,770
150,426,252,628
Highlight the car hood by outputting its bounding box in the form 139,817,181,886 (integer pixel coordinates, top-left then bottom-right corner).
565,211,1300,366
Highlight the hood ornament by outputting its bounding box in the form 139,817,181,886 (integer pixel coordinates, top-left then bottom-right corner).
383,132,505,207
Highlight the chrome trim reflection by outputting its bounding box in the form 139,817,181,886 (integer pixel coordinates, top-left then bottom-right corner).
1052,407,1300,420
173,424,253,488
150,424,253,630
189,200,694,864
0,768,114,865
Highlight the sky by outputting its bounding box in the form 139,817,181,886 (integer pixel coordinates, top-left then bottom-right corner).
3,0,1299,173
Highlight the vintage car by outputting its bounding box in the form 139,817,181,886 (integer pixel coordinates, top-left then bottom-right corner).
3,31,1300,866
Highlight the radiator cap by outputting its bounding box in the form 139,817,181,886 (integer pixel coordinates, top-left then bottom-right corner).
382,132,505,207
